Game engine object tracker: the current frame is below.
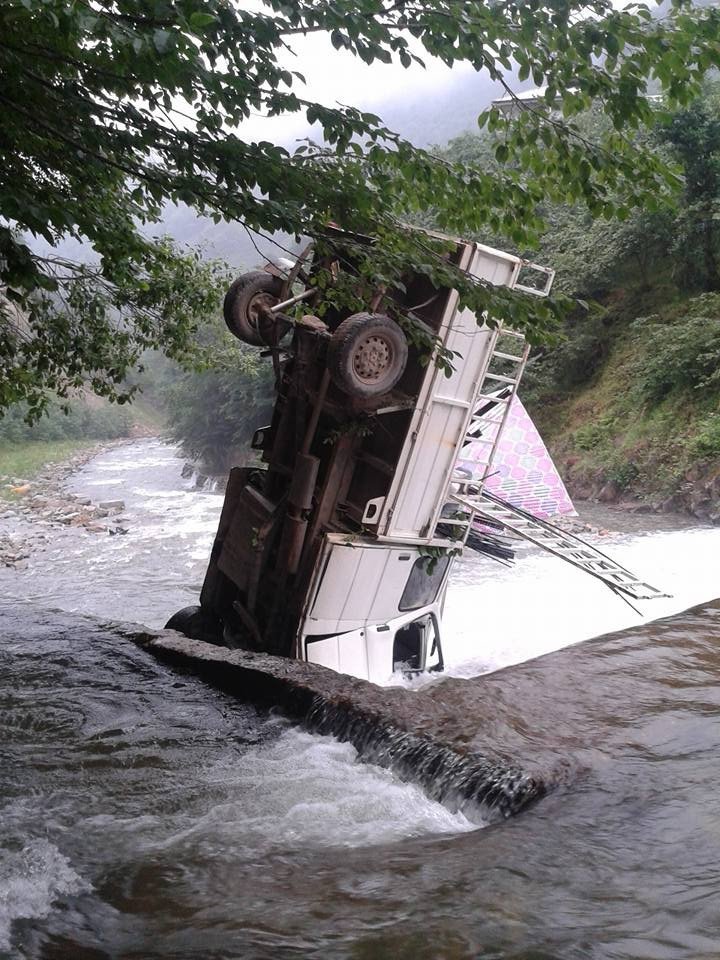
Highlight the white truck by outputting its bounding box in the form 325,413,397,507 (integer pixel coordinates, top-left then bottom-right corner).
166,227,663,684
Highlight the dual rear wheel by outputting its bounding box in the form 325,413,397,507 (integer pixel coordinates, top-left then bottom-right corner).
223,272,408,399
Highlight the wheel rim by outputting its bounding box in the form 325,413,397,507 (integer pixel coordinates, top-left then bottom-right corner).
247,292,278,333
352,334,394,384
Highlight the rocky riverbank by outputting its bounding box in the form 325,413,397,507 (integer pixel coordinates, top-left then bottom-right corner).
560,459,720,524
0,440,133,567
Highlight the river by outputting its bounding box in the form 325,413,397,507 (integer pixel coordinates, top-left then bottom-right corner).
2,439,720,959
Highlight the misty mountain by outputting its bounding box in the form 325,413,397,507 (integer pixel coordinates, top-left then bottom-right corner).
154,68,504,269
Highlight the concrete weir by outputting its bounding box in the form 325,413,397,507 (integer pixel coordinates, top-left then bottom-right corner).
125,625,547,820
7,600,720,825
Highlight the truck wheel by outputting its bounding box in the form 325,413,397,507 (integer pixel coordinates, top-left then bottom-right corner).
223,271,284,346
165,605,223,645
328,313,408,398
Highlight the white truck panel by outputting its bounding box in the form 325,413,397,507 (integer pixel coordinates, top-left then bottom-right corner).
308,540,416,632
304,627,370,677
365,625,395,683
377,242,521,541
380,401,469,539
304,634,341,672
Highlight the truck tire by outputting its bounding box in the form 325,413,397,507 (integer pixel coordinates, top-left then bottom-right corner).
223,271,284,346
165,605,223,645
328,313,408,398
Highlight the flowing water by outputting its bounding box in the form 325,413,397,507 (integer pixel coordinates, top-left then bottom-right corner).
2,439,720,959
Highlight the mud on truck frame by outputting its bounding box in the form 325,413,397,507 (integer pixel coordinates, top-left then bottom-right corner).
166,226,555,685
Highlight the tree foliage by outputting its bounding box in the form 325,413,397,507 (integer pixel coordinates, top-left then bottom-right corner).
0,395,132,443
658,87,720,291
0,238,227,419
631,293,720,401
3,0,720,414
165,324,274,474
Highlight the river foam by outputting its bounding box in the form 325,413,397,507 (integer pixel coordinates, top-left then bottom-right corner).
0,840,89,951
151,729,478,854
439,524,720,680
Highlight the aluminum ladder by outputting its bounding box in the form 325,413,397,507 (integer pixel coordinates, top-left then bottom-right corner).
451,488,670,602
433,328,529,545
457,328,530,487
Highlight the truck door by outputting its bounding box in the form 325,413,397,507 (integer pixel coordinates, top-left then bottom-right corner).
392,613,443,675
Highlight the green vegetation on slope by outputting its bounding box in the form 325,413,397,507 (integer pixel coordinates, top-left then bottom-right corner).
524,291,720,507
0,438,98,498
0,396,133,445
428,86,720,512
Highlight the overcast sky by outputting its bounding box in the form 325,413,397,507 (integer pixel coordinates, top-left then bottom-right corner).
239,21,478,144
239,0,636,145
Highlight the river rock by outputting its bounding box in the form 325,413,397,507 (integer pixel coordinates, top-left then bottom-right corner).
598,480,621,503
98,500,125,511
689,489,713,519
181,462,195,479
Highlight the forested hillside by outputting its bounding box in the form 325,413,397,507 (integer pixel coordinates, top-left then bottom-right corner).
428,87,720,517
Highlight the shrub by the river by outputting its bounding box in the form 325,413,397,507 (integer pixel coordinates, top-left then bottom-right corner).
631,294,720,403
0,398,133,444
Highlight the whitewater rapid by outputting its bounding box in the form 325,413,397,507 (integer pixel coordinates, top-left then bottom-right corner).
2,439,720,958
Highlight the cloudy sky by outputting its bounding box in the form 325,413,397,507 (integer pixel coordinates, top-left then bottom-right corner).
239,19,480,144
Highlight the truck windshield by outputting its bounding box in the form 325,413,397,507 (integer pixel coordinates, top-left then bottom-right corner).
398,556,451,611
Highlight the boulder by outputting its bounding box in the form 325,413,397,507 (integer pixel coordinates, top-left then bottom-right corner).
597,480,621,503
98,499,125,511
689,489,713,520
660,494,685,514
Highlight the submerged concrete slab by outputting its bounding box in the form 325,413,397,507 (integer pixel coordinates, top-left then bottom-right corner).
121,624,546,820
119,600,720,818
9,601,716,823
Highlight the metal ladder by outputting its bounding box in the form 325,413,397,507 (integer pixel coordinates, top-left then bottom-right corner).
451,488,670,602
432,327,529,545
456,329,530,487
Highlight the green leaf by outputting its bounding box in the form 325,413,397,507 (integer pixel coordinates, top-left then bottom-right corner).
189,12,217,28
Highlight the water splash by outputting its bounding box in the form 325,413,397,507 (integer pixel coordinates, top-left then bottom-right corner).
143,729,478,854
440,525,720,680
0,840,89,951
304,696,544,820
